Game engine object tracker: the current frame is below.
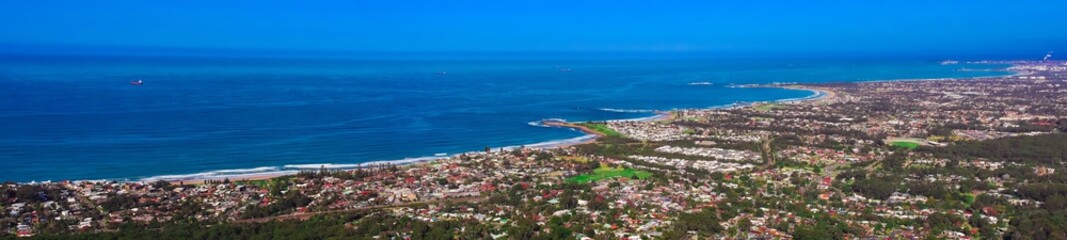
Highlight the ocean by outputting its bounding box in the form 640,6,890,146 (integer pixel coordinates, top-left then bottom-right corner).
0,55,1011,182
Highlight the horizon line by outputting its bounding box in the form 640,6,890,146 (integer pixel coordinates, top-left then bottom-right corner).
0,43,1056,61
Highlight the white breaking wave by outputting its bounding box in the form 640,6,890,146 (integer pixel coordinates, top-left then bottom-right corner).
528,121,549,127
598,108,655,113
212,166,280,174
606,114,667,122
140,156,449,182
141,166,287,182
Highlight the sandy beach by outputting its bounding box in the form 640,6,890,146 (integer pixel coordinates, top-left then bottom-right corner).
780,85,837,105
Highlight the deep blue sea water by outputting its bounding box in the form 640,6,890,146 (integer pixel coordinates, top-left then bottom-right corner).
0,55,1011,182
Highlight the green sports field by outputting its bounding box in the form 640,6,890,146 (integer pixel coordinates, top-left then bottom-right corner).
566,166,651,183
890,141,920,149
580,123,622,137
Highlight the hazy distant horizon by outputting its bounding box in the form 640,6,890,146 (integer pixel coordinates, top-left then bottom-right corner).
0,43,1057,62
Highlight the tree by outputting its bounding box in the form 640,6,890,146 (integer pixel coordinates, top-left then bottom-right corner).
1044,194,1067,211
980,225,998,240
969,212,984,229
665,207,722,238
587,160,601,170
508,217,537,240
737,217,752,237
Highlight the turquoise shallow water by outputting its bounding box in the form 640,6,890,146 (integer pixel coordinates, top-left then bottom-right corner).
0,55,1011,182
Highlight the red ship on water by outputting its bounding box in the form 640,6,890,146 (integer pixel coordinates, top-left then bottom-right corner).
130,80,143,86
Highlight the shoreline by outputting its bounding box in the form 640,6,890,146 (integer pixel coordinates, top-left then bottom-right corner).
162,90,827,186
16,68,1014,185
5,86,850,186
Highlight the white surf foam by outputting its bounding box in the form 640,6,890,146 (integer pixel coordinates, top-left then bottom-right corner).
598,108,655,113
140,156,452,182
141,166,284,182
528,121,551,127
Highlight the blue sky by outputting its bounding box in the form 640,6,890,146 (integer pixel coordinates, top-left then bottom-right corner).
1,1,1064,57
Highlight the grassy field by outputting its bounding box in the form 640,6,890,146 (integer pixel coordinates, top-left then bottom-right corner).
566,166,651,183
580,123,622,137
890,141,920,149
961,193,976,205
753,103,786,111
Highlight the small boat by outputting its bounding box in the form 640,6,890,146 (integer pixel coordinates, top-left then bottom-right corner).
130,80,143,86
688,82,713,86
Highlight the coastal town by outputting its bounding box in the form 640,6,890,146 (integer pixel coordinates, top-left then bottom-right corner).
3,60,1067,239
